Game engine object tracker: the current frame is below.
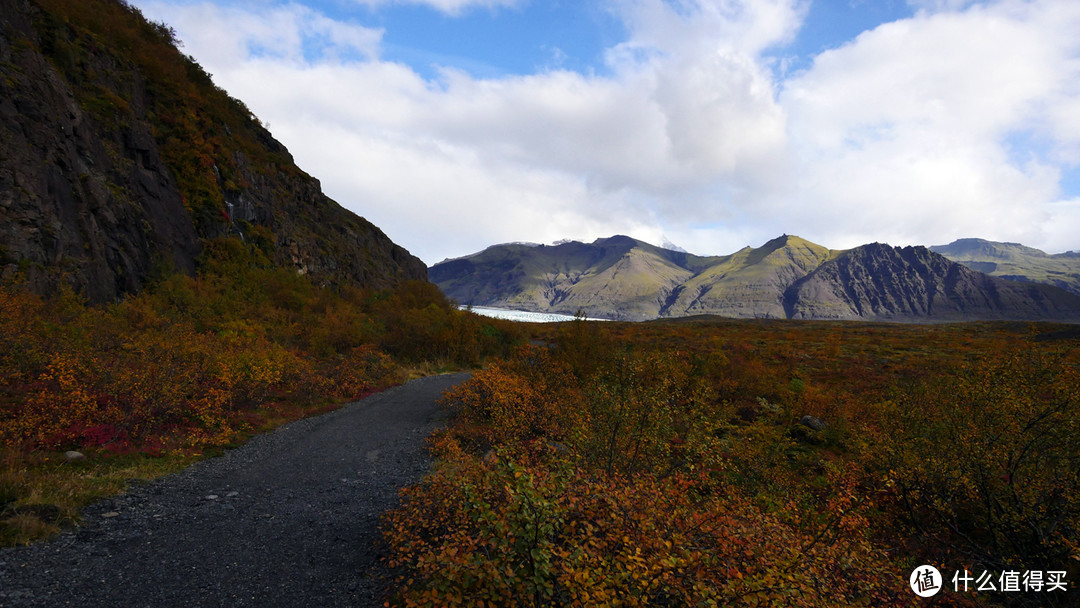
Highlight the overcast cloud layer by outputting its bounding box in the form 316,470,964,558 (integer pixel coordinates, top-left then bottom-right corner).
133,0,1080,264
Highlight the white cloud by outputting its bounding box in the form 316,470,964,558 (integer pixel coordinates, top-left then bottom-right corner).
1039,198,1080,253
132,0,1080,263
348,0,523,17
779,0,1080,251
150,2,382,67
137,0,808,261
609,0,807,57
269,115,664,261
784,6,1066,148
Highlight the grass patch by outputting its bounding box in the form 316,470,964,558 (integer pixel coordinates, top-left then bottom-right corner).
0,447,197,546
398,359,467,381
0,386,401,547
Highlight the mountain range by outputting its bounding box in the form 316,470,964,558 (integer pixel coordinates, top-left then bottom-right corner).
430,235,1080,322
0,0,425,302
5,0,1078,327
930,238,1080,296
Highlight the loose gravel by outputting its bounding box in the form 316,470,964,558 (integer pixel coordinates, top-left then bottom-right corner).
0,373,470,608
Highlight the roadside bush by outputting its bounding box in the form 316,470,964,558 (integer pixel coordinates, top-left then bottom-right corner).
384,438,908,607
0,236,519,456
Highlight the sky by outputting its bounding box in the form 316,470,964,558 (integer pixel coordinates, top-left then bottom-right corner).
129,0,1080,264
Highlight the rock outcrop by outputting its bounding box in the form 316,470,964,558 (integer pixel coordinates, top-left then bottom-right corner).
0,0,425,302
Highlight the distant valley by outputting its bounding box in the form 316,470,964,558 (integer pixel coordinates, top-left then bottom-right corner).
430,235,1080,322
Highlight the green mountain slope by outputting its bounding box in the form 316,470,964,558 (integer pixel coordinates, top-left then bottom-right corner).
664,235,838,318
0,0,425,301
431,235,842,321
931,238,1080,296
432,236,723,320
431,236,1080,322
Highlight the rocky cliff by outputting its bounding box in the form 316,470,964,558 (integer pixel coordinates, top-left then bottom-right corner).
0,0,425,302
786,244,1080,321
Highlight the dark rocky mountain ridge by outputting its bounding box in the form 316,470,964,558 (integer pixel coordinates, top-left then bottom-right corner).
0,0,425,302
432,236,1080,322
787,243,1080,321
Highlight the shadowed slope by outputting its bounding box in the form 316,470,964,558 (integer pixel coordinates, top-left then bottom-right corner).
0,0,425,301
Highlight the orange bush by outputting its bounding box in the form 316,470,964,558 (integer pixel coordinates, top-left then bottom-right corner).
440,346,580,448
384,319,1079,607
384,439,910,607
0,236,518,456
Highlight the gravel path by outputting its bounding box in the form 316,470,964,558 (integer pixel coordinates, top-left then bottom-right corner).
0,373,470,608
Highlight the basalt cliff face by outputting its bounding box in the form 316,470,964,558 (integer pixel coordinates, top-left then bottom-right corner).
0,0,425,302
786,243,1080,322
432,236,1080,322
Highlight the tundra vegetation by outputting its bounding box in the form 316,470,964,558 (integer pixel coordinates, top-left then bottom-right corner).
2,236,1078,607
383,317,1080,607
0,235,522,545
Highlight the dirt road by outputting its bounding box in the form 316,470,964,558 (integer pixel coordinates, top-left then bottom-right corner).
0,373,470,608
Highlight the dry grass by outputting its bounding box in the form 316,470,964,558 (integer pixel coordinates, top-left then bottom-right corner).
0,389,399,547
0,447,198,546
398,360,463,381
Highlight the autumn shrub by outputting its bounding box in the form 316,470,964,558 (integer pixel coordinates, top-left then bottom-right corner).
0,284,49,377
554,313,612,379
880,345,1080,586
0,236,516,459
304,298,372,357
440,346,581,449
442,345,725,475
370,281,521,365
0,292,296,450
385,338,916,606
385,320,1080,607
307,344,401,400
577,349,719,477
384,437,910,607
